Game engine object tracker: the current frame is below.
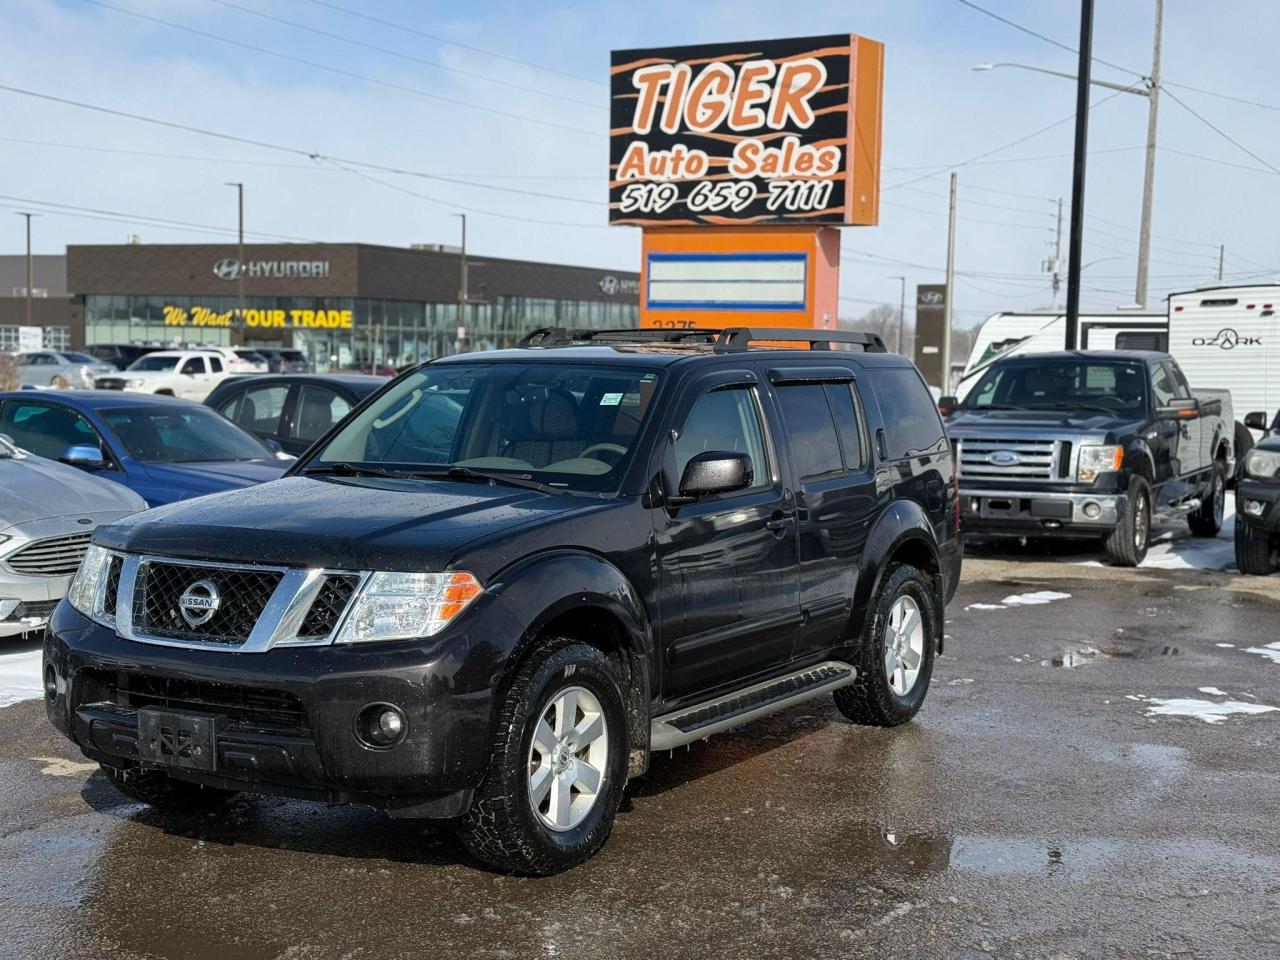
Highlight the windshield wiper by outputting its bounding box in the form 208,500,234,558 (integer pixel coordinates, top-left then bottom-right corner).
409,465,556,493
301,462,404,480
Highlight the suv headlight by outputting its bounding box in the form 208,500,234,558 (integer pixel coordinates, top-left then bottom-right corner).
1077,444,1124,483
336,571,482,644
67,545,113,619
127,378,146,388
1244,449,1280,480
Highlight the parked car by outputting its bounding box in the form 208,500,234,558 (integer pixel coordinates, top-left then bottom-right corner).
16,351,116,389
944,350,1233,566
253,347,310,374
205,373,388,456
84,344,165,371
0,391,288,507
0,433,146,640
192,346,269,375
94,350,232,401
45,326,960,875
1236,409,1280,574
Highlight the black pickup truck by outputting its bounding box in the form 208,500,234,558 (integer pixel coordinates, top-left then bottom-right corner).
943,350,1233,566
46,327,961,875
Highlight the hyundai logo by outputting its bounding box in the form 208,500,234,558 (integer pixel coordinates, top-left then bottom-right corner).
212,258,242,281
987,450,1021,466
1192,327,1262,349
178,579,221,627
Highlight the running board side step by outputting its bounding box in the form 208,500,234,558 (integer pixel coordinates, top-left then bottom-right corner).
650,661,857,751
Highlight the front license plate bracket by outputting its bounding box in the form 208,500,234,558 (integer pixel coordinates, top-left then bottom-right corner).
136,709,221,773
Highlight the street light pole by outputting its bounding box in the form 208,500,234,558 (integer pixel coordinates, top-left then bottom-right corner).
943,173,957,390
1134,0,1163,308
452,214,468,352
1065,0,1095,351
225,182,245,321
16,212,36,329
889,275,906,354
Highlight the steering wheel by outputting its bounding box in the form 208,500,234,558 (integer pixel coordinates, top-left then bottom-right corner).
578,442,628,466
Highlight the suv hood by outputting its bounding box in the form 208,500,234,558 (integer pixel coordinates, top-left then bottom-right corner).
94,475,587,571
0,453,147,528
947,408,1141,435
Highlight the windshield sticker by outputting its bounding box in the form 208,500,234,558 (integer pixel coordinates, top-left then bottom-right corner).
599,392,624,406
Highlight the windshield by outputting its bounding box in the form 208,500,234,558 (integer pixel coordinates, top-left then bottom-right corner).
128,355,181,372
965,361,1147,413
312,362,662,493
103,407,270,463
61,352,98,363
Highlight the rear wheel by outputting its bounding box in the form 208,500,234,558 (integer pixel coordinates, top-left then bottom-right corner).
1189,462,1226,537
1235,520,1276,575
1104,477,1151,567
834,563,937,727
457,641,629,875
100,763,237,809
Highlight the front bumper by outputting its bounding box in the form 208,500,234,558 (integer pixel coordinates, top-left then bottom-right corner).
0,571,71,638
1236,477,1280,535
960,487,1127,538
43,600,511,818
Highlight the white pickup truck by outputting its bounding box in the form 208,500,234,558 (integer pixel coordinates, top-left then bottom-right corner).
93,350,233,401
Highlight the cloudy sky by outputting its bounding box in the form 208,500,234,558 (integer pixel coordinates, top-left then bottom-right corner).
3,0,1278,328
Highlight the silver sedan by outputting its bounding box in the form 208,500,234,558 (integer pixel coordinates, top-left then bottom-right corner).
0,433,146,639
16,351,117,389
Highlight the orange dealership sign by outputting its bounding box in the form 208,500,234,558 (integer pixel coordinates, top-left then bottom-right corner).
610,34,884,227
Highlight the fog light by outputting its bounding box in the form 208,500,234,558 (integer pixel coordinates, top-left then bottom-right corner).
0,599,18,621
1245,500,1265,517
1082,501,1102,519
44,663,59,704
354,703,408,749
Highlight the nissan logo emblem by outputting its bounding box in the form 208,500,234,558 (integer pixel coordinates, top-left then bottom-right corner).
178,579,222,627
212,258,242,281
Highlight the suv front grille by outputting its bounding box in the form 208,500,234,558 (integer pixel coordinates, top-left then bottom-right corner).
134,561,283,645
958,438,1062,482
95,378,126,390
82,669,309,733
6,532,93,576
297,574,360,640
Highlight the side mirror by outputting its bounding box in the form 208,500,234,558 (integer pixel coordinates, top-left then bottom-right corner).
938,395,959,418
60,444,107,469
671,451,752,506
1156,397,1199,420
1244,411,1268,431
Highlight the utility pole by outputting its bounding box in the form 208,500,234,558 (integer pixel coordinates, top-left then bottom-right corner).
1217,244,1225,283
889,275,906,354
942,172,957,392
1134,0,1163,308
16,212,36,329
452,214,468,351
1065,0,1095,350
225,182,245,321
1052,197,1064,311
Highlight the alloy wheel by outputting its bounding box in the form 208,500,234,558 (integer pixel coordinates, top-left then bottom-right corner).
526,685,609,832
884,595,925,697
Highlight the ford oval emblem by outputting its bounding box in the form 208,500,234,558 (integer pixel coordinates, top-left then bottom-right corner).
987,450,1021,466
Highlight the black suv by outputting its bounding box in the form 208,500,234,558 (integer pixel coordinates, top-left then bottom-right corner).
46,327,961,874
1236,409,1280,575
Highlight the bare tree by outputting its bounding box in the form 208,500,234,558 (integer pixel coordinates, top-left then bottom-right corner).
839,304,909,355
0,353,17,392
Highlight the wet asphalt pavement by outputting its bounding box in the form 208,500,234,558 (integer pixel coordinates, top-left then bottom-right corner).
2,559,1278,960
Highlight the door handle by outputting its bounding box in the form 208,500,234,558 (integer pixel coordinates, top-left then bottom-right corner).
766,512,796,532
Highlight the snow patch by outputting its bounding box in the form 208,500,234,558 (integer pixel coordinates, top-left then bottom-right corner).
1133,693,1278,725
1244,642,1280,665
0,647,42,707
1002,590,1072,606
1215,643,1235,648
1198,687,1228,697
965,603,1006,611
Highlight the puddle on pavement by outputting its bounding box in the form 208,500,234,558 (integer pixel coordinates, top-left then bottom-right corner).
1043,636,1183,668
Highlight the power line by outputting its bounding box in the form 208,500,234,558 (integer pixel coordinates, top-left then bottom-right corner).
1162,80,1280,114
1161,88,1280,175
199,0,604,111
81,0,599,138
954,0,1144,79
0,84,604,209
299,0,605,88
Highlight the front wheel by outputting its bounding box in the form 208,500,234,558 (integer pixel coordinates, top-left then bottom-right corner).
1189,463,1225,537
1104,477,1151,567
834,563,937,728
457,641,629,875
1235,521,1276,575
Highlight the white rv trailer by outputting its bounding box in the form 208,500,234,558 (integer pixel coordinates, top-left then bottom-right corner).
1167,284,1279,440
956,311,1167,400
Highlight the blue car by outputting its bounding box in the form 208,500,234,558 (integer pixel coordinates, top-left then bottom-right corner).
0,391,287,507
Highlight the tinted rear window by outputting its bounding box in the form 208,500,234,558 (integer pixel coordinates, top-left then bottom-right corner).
871,368,946,459
775,384,842,480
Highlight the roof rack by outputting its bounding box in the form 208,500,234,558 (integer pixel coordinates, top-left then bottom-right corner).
518,326,887,354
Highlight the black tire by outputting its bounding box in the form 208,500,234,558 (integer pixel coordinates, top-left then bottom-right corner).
457,641,629,875
100,763,237,809
833,563,937,728
1104,476,1151,567
1235,520,1276,576
1189,462,1226,537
